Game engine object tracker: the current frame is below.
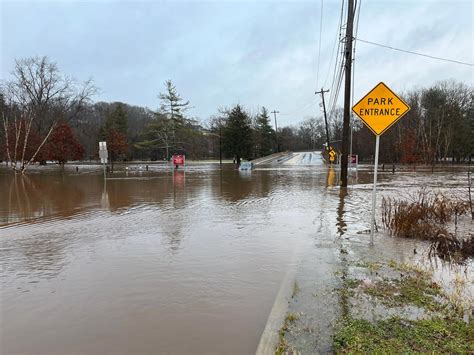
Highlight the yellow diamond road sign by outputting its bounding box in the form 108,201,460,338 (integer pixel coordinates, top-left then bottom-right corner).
352,82,410,136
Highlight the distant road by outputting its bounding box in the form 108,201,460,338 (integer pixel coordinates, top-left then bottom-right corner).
253,151,324,166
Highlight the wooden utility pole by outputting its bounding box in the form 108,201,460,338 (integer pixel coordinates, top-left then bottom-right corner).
341,0,355,187
271,110,280,152
315,88,330,150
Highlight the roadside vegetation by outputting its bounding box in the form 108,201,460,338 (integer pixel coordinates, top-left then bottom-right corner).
333,261,473,353
276,312,300,355
382,188,474,262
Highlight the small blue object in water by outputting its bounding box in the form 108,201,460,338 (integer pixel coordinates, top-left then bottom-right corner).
239,162,253,171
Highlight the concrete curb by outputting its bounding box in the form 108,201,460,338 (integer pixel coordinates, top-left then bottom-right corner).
255,265,297,355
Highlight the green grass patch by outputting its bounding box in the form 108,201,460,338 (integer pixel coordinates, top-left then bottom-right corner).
333,316,473,353
364,275,446,312
388,260,429,277
333,259,471,353
354,260,383,271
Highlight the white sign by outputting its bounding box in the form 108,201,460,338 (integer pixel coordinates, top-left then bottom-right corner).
99,141,108,164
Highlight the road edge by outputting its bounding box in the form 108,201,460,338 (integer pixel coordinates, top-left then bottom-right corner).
255,266,297,355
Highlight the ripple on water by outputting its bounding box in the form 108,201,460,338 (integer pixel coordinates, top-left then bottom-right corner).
1,167,472,354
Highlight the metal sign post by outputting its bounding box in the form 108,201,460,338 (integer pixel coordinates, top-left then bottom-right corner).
99,141,108,181
370,136,380,244
352,82,410,245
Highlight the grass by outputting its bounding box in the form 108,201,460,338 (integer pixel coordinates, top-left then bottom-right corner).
333,316,473,353
363,275,446,313
333,260,473,353
354,260,383,271
388,260,427,275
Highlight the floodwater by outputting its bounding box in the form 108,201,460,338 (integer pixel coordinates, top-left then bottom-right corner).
0,162,472,354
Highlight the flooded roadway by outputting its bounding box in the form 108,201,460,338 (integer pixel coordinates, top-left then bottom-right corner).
0,163,472,354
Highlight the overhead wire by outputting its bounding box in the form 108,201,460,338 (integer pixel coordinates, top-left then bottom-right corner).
351,0,361,108
328,0,344,122
292,0,344,121
327,0,345,97
322,0,344,88
327,5,346,123
279,100,315,116
355,37,474,67
350,0,362,156
322,0,345,108
315,0,324,89
281,0,326,119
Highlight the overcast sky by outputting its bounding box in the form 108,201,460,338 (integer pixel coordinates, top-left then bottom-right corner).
1,0,473,126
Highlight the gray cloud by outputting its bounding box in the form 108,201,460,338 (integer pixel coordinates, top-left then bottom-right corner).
1,0,472,127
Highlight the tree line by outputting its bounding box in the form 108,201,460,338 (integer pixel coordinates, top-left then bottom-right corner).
1,56,472,172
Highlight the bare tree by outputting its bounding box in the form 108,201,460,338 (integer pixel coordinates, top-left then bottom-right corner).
1,56,96,172
299,117,324,150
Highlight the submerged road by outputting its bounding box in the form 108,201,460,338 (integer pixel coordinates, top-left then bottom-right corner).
253,151,324,166
1,164,470,354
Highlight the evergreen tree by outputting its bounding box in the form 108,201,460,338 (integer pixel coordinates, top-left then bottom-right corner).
254,106,275,157
99,103,128,164
134,81,191,160
102,103,128,136
222,105,253,165
159,80,189,132
113,103,128,135
135,113,175,160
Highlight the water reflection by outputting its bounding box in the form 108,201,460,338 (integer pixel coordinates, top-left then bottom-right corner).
0,167,288,226
173,169,185,188
101,184,110,210
1,165,339,354
215,170,273,202
336,188,348,237
326,167,337,187
0,173,90,225
2,165,472,355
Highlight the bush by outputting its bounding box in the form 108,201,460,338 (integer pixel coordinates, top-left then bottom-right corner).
381,189,472,262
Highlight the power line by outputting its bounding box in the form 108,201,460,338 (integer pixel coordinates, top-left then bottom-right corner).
315,0,324,89
350,0,362,159
327,0,346,119
352,0,362,108
323,0,345,88
279,100,315,116
327,38,344,116
328,37,345,122
355,37,474,67
329,61,344,118
330,2,345,95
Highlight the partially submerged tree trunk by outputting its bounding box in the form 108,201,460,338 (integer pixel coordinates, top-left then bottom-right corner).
2,109,57,173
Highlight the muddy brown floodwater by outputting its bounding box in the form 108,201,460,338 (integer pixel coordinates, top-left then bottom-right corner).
0,163,472,354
